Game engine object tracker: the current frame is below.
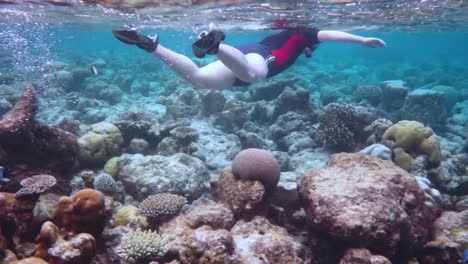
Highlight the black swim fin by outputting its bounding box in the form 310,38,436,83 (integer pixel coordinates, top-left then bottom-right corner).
112,29,159,53
192,30,225,58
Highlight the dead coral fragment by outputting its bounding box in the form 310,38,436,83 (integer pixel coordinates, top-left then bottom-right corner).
138,193,187,222
15,175,56,197
116,229,168,264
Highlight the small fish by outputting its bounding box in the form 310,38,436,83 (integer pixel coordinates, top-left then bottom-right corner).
0,166,9,185
90,66,99,76
462,249,468,264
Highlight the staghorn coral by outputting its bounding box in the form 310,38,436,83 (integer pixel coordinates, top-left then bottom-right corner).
93,173,118,194
318,103,358,151
382,120,442,167
34,221,96,264
116,229,168,264
53,188,106,236
15,175,56,197
231,148,280,194
138,193,188,223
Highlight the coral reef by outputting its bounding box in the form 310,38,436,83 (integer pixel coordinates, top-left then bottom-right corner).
231,148,280,193
77,122,123,167
401,89,447,131
116,229,168,264
15,175,56,197
382,120,442,167
114,205,147,227
339,248,391,264
318,103,358,150
354,85,382,106
0,84,78,193
93,173,118,194
419,210,467,263
116,153,210,200
298,153,440,259
53,188,106,236
34,221,96,264
211,167,268,218
138,193,188,223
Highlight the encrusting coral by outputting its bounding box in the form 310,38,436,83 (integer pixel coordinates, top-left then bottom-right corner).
382,120,442,167
116,229,168,264
53,188,106,236
138,192,188,223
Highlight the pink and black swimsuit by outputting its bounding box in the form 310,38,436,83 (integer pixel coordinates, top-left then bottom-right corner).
233,27,320,86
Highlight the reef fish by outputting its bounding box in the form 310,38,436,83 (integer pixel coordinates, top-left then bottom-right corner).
462,249,468,264
0,166,9,184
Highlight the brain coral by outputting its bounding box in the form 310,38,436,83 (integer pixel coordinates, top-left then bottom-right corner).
231,148,280,193
138,193,188,222
382,120,441,166
116,229,168,264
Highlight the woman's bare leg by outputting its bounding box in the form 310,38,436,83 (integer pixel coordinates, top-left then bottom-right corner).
152,43,268,89
216,44,268,83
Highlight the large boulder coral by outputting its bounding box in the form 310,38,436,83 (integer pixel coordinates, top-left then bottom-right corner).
231,148,280,193
77,122,123,167
382,120,442,167
53,188,106,236
0,84,78,193
297,153,440,259
116,153,210,200
380,80,408,112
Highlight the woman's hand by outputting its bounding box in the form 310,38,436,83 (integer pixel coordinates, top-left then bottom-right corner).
362,37,386,48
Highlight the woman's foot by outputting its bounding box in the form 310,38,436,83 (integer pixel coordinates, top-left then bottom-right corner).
112,28,159,52
192,30,225,58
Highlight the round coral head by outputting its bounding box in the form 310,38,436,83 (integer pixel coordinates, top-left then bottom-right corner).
231,148,280,193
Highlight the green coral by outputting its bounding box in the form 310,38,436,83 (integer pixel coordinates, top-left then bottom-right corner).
116,229,168,263
382,120,441,168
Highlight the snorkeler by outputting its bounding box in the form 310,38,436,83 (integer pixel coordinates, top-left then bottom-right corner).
112,26,386,89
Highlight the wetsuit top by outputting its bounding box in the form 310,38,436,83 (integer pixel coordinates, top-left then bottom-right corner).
234,27,320,86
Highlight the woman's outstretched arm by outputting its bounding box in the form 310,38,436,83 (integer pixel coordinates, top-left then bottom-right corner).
317,30,386,47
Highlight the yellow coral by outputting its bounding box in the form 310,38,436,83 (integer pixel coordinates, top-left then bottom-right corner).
114,205,147,227
393,148,413,171
383,120,441,166
104,157,120,177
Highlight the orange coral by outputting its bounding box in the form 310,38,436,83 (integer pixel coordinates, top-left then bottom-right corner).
53,189,106,235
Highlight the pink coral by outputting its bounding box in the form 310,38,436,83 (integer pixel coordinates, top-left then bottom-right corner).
231,148,280,193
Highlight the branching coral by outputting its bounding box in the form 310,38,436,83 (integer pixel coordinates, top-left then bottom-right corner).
318,103,358,150
116,229,168,264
